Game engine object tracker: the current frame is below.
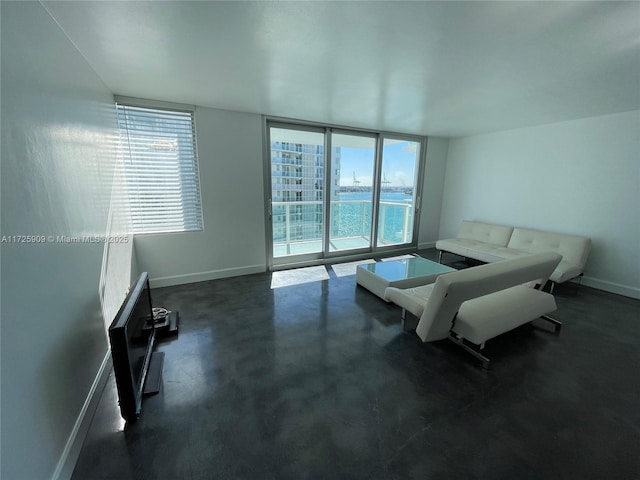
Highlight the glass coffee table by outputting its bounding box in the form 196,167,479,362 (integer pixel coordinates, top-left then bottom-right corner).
356,256,455,300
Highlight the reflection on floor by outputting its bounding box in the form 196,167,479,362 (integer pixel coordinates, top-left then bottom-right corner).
270,265,329,289
330,258,376,277
380,253,416,261
72,248,640,480
270,253,418,287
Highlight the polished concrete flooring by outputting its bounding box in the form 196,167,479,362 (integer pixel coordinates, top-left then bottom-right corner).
72,250,640,480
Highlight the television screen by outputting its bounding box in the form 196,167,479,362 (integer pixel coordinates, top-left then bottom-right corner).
109,272,156,422
126,282,153,392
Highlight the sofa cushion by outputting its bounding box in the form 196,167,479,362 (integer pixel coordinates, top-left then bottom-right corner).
384,284,435,318
435,238,530,264
549,260,583,283
508,228,591,282
457,221,514,247
453,285,557,344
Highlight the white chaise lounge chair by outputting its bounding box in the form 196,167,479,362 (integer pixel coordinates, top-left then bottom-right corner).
385,252,563,368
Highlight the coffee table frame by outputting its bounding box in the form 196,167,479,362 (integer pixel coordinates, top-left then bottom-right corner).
356,256,455,300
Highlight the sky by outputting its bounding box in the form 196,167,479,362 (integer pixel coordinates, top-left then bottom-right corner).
337,141,419,187
270,127,419,188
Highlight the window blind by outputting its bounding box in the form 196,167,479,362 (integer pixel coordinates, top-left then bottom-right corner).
116,103,203,234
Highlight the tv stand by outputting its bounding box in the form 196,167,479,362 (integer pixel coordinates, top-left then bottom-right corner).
143,351,164,396
160,311,179,337
142,311,179,339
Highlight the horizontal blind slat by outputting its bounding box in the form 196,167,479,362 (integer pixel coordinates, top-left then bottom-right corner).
117,103,203,234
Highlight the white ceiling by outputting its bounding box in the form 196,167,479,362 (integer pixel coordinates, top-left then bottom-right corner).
43,1,639,137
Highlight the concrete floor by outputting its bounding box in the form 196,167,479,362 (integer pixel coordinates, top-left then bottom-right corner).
72,249,640,480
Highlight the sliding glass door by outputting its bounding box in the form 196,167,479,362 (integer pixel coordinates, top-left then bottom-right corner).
376,138,421,247
328,133,376,252
269,126,325,258
267,122,423,267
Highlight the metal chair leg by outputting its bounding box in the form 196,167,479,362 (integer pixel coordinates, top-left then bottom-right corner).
540,314,562,332
448,334,491,369
401,310,418,332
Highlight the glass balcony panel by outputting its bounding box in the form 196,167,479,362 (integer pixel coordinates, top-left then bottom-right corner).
329,133,376,252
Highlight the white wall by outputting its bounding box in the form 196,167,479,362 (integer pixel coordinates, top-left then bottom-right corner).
1,3,130,479
134,107,266,287
135,113,448,286
441,110,640,298
418,137,449,249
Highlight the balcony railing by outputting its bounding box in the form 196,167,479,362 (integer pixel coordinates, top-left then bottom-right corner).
272,142,324,155
272,199,413,257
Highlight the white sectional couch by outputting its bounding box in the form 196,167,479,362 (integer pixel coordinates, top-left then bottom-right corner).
436,221,591,289
385,252,563,368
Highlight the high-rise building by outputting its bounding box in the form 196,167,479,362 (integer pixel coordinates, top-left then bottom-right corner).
270,141,340,244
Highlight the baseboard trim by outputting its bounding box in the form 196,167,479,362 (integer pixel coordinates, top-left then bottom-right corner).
52,351,111,480
581,276,640,299
418,241,436,250
149,264,266,288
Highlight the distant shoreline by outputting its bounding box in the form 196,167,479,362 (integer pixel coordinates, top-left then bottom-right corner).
338,190,413,201
339,186,412,194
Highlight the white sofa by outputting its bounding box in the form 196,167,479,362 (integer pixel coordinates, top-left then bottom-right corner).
385,252,563,368
436,221,591,290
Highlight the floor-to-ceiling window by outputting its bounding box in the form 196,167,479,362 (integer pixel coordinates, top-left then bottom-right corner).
376,138,421,246
266,121,424,268
269,125,326,258
328,132,377,252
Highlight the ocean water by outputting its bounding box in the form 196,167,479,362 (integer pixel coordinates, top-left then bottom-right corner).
332,191,414,243
273,191,414,245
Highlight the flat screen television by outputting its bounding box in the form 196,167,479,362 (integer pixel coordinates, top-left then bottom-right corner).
108,272,162,422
